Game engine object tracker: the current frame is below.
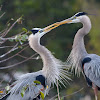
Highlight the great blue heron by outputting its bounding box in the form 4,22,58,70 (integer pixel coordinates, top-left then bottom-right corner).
0,21,70,100
64,12,100,100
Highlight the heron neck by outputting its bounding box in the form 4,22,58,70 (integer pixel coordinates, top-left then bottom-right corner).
29,35,60,84
73,28,87,56
30,37,55,69
73,15,91,55
73,18,91,56
67,26,88,74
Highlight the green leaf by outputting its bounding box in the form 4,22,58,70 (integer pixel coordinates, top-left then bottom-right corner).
15,35,21,42
9,39,14,42
15,36,18,42
17,35,22,39
21,34,28,41
28,31,32,34
20,85,29,97
40,91,44,100
22,28,28,32
24,85,28,91
21,91,24,97
15,34,28,44
21,88,25,97
17,17,23,24
61,97,64,100
7,23,10,27
19,40,23,45
18,46,23,49
34,80,41,84
5,86,10,91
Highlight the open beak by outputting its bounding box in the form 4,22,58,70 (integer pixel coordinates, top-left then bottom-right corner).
43,19,72,33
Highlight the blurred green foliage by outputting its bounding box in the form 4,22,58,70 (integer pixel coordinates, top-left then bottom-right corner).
0,0,100,100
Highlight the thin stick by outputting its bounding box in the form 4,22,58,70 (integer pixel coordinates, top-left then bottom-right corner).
0,55,35,69
2,17,22,38
62,87,84,98
18,54,39,60
57,80,60,100
0,45,16,49
0,12,5,19
0,45,29,63
49,87,84,100
0,43,18,58
95,95,98,100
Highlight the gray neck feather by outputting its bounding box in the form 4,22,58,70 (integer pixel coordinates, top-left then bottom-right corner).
67,16,91,74
29,34,69,86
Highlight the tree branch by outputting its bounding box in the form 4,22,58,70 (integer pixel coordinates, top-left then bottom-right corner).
56,80,60,100
0,12,5,19
0,54,37,70
0,44,29,63
49,87,84,100
0,43,18,58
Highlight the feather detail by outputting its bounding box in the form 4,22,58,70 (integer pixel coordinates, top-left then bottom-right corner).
29,34,70,88
84,54,100,87
66,28,88,75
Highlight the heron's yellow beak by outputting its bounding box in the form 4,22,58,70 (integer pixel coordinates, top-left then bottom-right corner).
43,19,72,32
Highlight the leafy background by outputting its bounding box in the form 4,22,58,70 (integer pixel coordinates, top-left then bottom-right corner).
0,0,100,100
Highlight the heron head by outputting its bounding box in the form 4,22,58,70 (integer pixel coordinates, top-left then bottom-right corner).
31,28,41,34
30,12,88,37
67,12,88,23
31,20,72,38
31,27,48,38
31,28,43,35
31,27,53,38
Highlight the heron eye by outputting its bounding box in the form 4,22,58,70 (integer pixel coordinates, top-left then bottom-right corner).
39,30,43,33
31,30,39,35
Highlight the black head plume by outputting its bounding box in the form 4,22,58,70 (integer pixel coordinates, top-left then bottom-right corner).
31,29,39,35
75,12,87,17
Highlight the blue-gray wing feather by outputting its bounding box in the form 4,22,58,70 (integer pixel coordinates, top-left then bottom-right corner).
6,70,46,100
84,54,100,87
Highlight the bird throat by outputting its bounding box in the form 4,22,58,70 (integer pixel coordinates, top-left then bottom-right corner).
67,30,88,75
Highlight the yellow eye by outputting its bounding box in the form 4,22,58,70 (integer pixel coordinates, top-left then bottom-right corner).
74,17,76,19
39,30,43,33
